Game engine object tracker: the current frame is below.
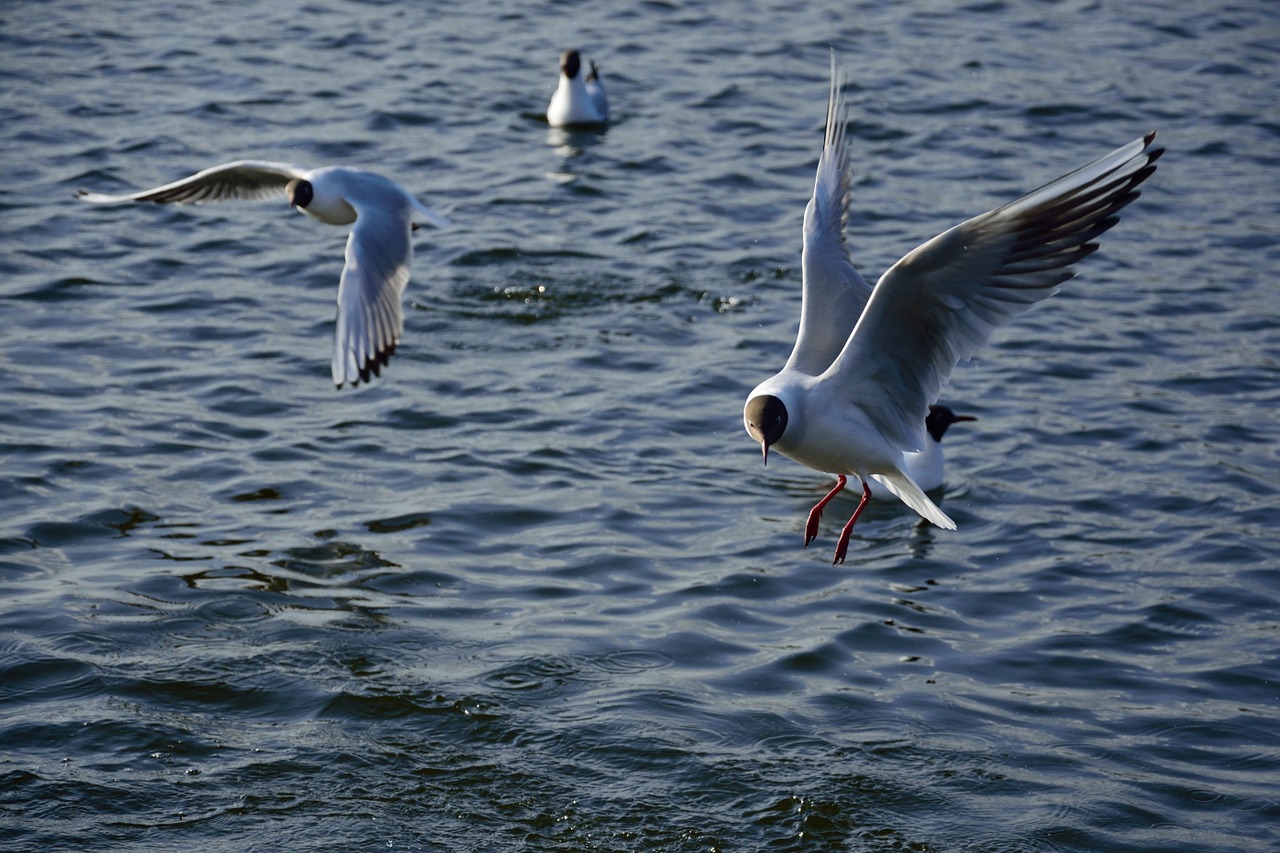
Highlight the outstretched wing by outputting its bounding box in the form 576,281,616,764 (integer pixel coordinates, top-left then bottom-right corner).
76,160,308,205
784,52,875,377
825,132,1163,451
332,205,412,388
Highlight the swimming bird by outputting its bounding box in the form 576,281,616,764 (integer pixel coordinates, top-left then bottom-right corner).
76,160,449,389
868,405,977,498
546,49,609,128
743,54,1162,564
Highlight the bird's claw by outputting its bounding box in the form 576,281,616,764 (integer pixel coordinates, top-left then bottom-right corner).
803,509,823,548
802,474,846,551
831,480,871,566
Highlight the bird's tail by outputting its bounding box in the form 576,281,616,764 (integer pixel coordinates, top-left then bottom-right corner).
869,471,957,530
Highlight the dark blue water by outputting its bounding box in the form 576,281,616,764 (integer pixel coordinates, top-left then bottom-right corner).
3,0,1279,850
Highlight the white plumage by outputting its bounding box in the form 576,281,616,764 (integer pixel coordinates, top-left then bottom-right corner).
546,49,609,128
78,160,448,389
744,54,1162,563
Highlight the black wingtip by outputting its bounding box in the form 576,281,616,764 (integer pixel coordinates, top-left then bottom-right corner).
1139,133,1165,169
352,344,398,388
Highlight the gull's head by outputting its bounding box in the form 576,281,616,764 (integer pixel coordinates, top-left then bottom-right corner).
560,49,582,80
286,178,313,210
744,394,789,466
925,405,977,443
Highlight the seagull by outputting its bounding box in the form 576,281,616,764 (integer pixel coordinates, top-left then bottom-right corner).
76,160,449,389
868,404,977,498
743,54,1162,564
546,49,609,128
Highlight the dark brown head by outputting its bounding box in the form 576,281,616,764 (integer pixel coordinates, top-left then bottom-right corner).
744,395,789,465
560,49,582,80
925,405,976,443
286,178,313,209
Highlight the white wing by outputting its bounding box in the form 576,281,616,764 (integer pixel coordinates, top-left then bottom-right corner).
76,160,308,204
586,61,609,121
784,53,874,377
332,204,412,388
826,132,1163,451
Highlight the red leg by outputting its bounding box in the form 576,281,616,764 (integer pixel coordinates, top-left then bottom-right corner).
832,480,872,565
804,475,846,548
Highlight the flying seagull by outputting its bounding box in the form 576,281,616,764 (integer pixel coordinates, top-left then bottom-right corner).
77,160,449,388
744,54,1162,563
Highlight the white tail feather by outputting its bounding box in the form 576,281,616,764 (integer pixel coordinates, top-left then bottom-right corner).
869,471,957,530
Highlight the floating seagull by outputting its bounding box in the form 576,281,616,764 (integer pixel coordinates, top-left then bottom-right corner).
868,404,977,498
743,54,1162,564
546,49,609,128
77,160,449,388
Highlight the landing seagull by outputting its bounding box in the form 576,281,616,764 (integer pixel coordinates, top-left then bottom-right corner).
77,161,449,389
743,54,1162,564
547,49,609,128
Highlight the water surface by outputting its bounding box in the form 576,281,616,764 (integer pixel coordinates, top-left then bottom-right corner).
2,1,1278,850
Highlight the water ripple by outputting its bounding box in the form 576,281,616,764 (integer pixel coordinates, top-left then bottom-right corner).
3,0,1279,850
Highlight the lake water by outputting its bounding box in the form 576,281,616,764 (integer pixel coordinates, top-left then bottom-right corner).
3,0,1278,850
